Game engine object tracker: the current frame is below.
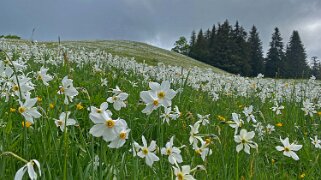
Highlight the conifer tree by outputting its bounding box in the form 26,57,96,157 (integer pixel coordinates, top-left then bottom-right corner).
214,20,232,71
193,29,208,62
230,21,251,76
284,31,309,78
265,27,285,77
204,29,211,41
248,26,264,76
208,25,217,66
189,30,197,58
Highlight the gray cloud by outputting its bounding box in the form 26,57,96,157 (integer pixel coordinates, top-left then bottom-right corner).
1,0,321,60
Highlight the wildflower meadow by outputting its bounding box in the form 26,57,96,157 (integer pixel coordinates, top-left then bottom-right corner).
1,39,321,179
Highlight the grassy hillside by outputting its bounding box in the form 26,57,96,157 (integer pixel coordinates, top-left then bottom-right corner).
42,40,228,74
1,39,321,179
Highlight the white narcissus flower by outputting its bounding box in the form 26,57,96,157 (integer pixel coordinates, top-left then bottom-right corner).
234,129,258,154
101,78,108,87
148,81,177,107
173,165,195,180
253,122,264,140
108,128,131,149
12,75,34,99
197,114,210,125
140,91,161,114
131,141,142,157
161,136,183,164
89,110,126,142
301,99,317,117
270,101,284,115
265,124,275,134
172,105,181,120
14,159,41,180
160,106,176,124
276,137,302,160
242,105,256,123
18,97,41,124
90,102,112,117
107,91,128,111
193,138,212,161
111,85,123,95
310,136,321,149
137,136,159,167
140,81,177,114
54,112,76,132
189,121,202,146
229,113,244,135
36,66,53,86
57,76,78,104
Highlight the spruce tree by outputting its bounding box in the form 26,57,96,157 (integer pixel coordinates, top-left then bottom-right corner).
193,29,208,62
208,25,217,66
284,31,309,78
230,21,251,76
265,27,285,77
248,26,264,76
204,29,211,41
214,20,232,71
189,31,197,58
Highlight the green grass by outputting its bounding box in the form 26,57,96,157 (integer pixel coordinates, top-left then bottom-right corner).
37,40,228,74
0,40,321,179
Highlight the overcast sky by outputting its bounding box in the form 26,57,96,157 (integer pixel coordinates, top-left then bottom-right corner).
1,0,321,60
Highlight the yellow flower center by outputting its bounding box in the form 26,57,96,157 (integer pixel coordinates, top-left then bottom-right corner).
157,91,165,99
12,85,19,91
112,96,118,101
153,100,159,106
241,139,247,144
195,149,202,155
37,75,42,80
177,172,184,180
284,147,290,152
142,147,149,155
166,148,172,155
119,132,126,139
205,138,211,145
96,109,102,113
59,87,65,93
57,120,63,126
18,107,26,113
22,121,32,128
105,119,115,128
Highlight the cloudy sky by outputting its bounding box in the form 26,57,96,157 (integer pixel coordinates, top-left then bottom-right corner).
1,0,321,60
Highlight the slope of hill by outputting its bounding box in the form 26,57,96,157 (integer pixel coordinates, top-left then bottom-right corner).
55,40,228,74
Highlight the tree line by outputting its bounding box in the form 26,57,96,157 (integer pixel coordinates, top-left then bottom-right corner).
172,20,321,79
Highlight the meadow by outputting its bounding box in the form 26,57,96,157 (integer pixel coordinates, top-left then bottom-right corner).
0,39,321,179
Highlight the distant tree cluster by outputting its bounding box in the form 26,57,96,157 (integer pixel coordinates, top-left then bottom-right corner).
0,34,21,40
172,20,318,79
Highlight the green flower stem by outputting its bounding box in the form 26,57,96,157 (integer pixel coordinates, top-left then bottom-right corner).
0,151,28,164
